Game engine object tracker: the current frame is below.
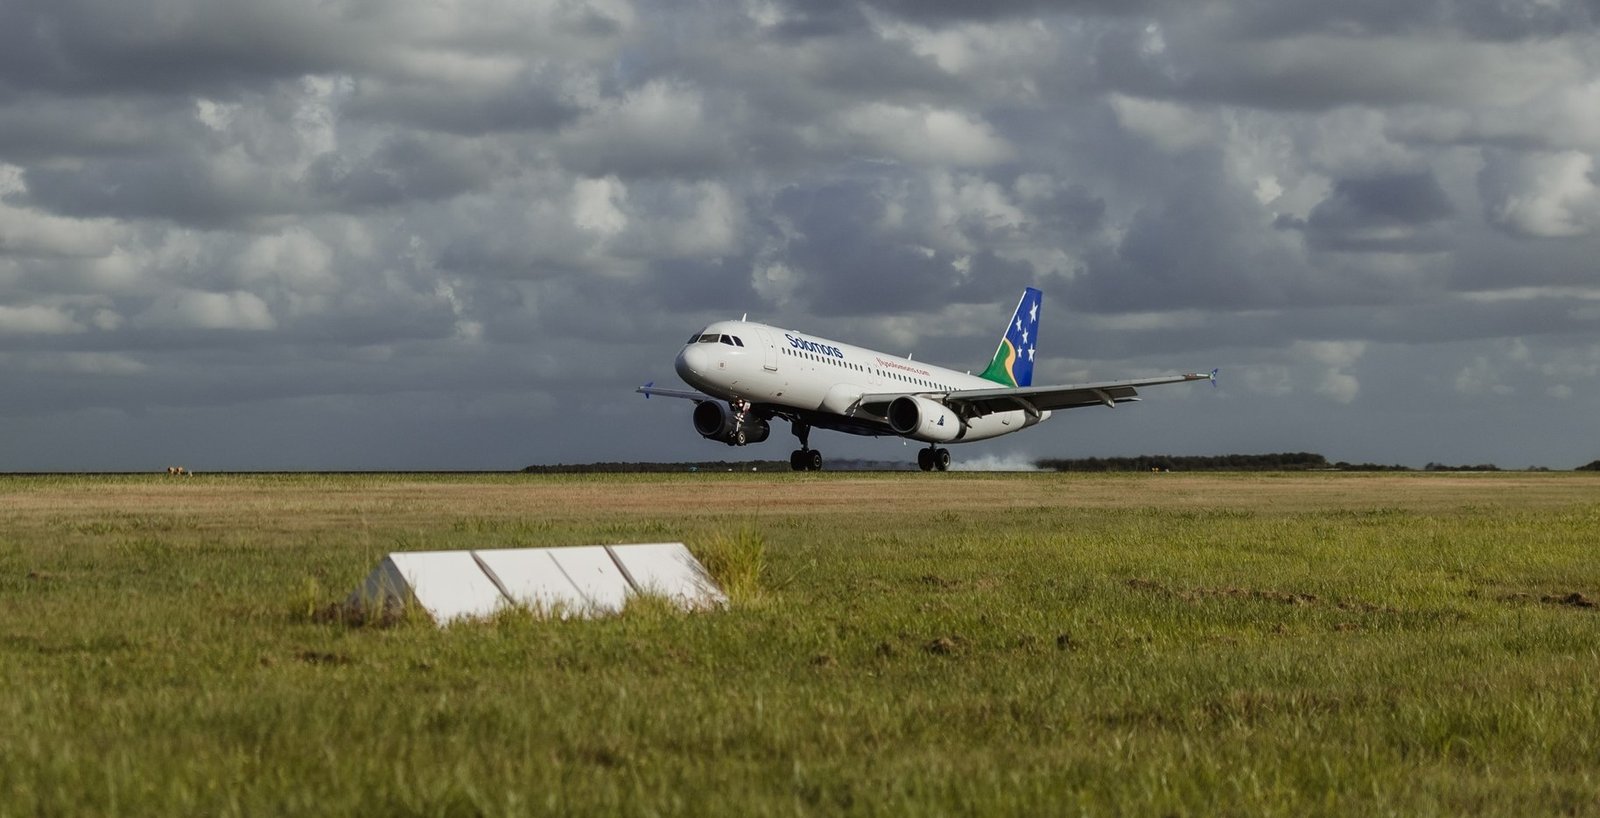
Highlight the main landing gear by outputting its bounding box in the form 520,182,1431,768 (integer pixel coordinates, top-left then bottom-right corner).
917,446,952,472
789,421,823,471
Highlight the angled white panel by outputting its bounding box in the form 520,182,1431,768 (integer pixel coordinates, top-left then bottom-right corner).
352,555,410,607
472,549,590,615
607,543,728,610
347,543,726,626
386,550,507,623
545,546,633,614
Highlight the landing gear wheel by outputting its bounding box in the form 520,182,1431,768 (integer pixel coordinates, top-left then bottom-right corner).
806,449,823,471
735,428,747,446
917,448,934,472
934,448,951,472
790,450,807,471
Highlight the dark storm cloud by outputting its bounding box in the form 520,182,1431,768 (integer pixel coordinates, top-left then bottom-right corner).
0,0,349,96
23,156,299,227
770,178,1035,316
307,136,497,210
773,179,956,314
1214,0,1599,41
793,0,1158,25
0,0,631,97
0,97,190,162
1291,172,1456,253
1069,159,1312,311
343,77,581,136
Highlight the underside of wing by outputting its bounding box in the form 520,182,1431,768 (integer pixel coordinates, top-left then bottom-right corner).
950,372,1213,416
635,384,714,401
856,372,1212,420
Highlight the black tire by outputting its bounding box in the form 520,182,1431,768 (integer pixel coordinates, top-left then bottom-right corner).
807,449,823,471
917,448,933,471
735,428,747,446
790,450,804,471
935,448,951,472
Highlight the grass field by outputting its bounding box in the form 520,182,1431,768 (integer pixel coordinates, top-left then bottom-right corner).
1,472,1597,816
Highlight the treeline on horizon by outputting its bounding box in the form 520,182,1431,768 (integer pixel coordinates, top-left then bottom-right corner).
522,461,794,474
1037,453,1594,471
1038,452,1417,472
524,454,1600,473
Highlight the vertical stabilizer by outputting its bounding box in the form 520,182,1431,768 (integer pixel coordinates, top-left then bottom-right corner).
978,287,1042,387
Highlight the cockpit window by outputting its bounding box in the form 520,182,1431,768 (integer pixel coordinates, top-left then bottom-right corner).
692,331,746,346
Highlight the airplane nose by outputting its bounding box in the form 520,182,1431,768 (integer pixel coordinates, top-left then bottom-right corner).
675,345,706,380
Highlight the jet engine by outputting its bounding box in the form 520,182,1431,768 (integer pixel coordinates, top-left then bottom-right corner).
692,401,770,446
887,395,963,443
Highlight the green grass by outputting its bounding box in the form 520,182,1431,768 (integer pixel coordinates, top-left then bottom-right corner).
1,472,1597,816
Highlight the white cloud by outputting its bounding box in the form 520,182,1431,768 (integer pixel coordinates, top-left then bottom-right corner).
572,176,628,237
1110,95,1218,154
1479,150,1600,238
557,81,728,176
1294,340,1367,368
236,227,336,293
0,304,84,335
0,202,125,259
834,104,1013,166
1316,370,1361,403
135,290,277,331
751,261,800,308
0,351,147,375
1241,365,1294,397
1293,341,1365,403
1455,355,1512,396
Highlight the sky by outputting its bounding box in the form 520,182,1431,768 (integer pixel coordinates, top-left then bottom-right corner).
2,0,1598,471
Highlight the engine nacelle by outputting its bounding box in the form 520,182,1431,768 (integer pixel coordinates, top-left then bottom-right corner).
887,395,963,443
692,401,771,446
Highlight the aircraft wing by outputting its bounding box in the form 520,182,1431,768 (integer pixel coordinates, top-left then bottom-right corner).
635,382,713,401
856,371,1214,418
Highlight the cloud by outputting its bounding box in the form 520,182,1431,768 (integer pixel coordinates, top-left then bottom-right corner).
3,0,1600,469
1478,150,1600,238
833,104,1014,166
1293,340,1365,404
134,290,277,331
0,305,84,335
1109,95,1218,153
1293,171,1455,252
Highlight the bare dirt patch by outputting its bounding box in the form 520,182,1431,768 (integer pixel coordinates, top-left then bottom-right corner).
1541,592,1595,609
1125,578,1402,612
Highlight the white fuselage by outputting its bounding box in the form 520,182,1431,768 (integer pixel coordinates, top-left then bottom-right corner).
674,320,1050,443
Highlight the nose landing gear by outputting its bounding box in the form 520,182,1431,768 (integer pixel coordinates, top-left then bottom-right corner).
917,446,951,472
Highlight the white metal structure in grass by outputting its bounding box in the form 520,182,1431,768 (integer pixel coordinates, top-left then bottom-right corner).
349,543,727,624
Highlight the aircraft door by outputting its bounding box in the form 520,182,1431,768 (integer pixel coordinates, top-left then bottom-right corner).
754,327,779,372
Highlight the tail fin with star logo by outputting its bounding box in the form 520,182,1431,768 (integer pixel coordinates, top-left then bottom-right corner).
978,287,1042,388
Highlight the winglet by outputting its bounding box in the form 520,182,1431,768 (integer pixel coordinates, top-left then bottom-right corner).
1210,368,1219,388
641,381,654,399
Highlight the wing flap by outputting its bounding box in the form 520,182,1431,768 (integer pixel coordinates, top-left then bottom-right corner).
900,372,1214,418
635,384,714,401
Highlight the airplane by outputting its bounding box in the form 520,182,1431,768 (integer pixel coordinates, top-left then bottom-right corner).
636,287,1215,471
